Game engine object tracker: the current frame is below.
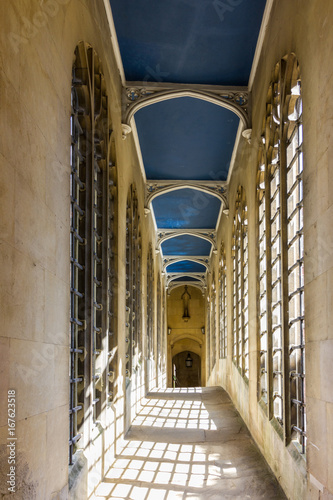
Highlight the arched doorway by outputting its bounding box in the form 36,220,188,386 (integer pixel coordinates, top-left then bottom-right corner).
172,351,201,388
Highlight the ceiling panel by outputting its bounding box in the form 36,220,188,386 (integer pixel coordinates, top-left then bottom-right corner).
166,261,207,273
136,98,239,181
152,189,221,229
110,0,267,85
161,235,212,256
172,276,202,282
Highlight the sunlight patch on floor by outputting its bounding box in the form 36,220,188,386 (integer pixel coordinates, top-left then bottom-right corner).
92,388,286,500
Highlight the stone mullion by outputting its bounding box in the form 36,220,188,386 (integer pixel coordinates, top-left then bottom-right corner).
223,263,227,359
131,199,136,374
70,68,88,462
237,225,242,372
90,63,98,422
241,217,247,378
83,125,92,449
137,229,142,366
212,287,216,368
232,224,238,366
125,197,133,379
132,203,138,373
100,116,108,421
265,159,274,421
206,297,211,378
280,61,292,445
85,47,95,430
107,158,117,403
219,259,223,360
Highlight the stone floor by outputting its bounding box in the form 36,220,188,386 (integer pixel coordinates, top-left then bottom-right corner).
94,387,286,499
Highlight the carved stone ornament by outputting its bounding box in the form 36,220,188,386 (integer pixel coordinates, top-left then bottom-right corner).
163,255,210,272
156,228,217,252
145,180,228,210
121,123,132,140
122,82,250,128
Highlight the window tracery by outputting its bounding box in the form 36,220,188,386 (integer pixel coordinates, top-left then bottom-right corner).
219,243,227,359
157,276,162,374
206,294,211,375
211,276,217,369
232,186,249,379
257,54,305,452
125,185,141,379
146,246,154,361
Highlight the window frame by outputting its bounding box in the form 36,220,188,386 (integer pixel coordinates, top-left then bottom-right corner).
69,42,117,464
256,53,306,453
219,243,227,359
125,185,141,380
232,186,249,380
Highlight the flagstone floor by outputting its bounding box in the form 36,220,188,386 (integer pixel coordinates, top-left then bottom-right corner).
93,387,286,500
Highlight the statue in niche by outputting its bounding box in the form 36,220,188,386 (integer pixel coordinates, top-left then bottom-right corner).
181,285,191,322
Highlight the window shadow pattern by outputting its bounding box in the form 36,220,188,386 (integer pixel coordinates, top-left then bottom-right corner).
93,388,286,499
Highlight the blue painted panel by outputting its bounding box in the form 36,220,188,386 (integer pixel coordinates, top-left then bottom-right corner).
166,261,206,273
152,189,221,229
161,235,212,256
110,0,266,85
136,98,239,181
173,276,201,282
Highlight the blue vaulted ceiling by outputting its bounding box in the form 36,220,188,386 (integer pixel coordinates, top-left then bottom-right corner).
173,276,202,282
110,0,267,278
167,261,207,273
161,235,212,257
136,99,239,181
153,189,221,229
110,0,266,85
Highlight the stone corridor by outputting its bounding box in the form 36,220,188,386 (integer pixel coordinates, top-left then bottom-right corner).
93,387,286,499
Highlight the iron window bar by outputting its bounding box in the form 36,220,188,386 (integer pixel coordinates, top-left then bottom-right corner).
70,44,116,464
69,80,86,464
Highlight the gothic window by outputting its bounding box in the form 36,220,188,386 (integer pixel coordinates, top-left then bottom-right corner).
206,296,211,375
211,276,217,369
257,147,268,405
270,116,283,424
146,246,154,360
69,43,117,464
157,276,161,373
162,286,166,373
286,60,305,453
125,186,141,378
107,129,118,407
219,243,227,359
258,54,305,453
232,186,249,379
134,223,142,368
